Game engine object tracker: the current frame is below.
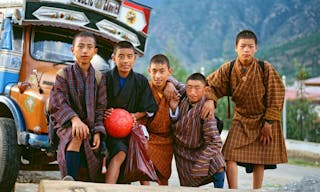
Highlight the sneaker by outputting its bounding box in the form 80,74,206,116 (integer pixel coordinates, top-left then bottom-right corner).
63,175,75,181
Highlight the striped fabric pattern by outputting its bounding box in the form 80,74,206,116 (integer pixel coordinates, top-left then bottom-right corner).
206,58,287,165
173,96,226,187
49,63,107,181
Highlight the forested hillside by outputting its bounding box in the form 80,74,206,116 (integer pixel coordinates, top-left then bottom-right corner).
136,0,320,83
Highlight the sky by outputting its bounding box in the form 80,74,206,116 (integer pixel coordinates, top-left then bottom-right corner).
132,0,162,8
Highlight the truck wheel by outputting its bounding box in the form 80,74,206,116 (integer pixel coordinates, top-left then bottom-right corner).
0,118,20,191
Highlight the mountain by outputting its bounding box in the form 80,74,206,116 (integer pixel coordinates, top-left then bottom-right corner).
135,0,320,83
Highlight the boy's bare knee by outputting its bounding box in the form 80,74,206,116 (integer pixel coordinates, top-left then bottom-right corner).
110,151,126,165
66,137,83,151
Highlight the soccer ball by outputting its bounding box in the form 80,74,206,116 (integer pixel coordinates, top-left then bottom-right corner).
104,108,134,138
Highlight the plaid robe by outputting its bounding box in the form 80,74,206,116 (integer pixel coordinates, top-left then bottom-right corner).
49,63,107,181
146,83,174,180
173,96,226,187
206,58,287,166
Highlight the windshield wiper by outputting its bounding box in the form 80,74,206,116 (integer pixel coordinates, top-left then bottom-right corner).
54,59,75,66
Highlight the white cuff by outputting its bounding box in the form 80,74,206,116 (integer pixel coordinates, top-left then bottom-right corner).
146,112,154,117
169,107,179,121
140,125,149,140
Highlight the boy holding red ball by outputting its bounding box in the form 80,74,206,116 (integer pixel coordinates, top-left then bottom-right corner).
103,41,158,184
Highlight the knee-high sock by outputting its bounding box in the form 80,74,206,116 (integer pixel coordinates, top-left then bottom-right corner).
212,171,225,188
65,151,80,180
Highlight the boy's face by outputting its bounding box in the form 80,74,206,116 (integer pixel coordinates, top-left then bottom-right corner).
148,62,173,90
235,38,257,64
71,36,97,66
186,79,206,103
112,48,136,77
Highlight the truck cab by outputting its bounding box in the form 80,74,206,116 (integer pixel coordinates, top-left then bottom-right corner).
0,0,151,190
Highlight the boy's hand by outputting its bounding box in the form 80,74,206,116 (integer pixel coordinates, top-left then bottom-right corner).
131,113,137,123
169,97,180,111
205,86,216,101
91,132,101,150
164,82,180,100
104,108,114,119
201,100,215,119
131,112,146,122
71,116,90,140
260,122,273,145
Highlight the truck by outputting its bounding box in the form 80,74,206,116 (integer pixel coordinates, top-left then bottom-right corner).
0,0,151,190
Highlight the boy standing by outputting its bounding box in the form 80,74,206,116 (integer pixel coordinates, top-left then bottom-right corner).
104,41,158,183
206,30,287,189
49,32,106,181
170,73,226,188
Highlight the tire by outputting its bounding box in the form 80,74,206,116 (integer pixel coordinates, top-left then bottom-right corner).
0,118,20,192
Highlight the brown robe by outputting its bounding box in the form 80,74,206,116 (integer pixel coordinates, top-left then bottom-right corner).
206,58,287,166
173,96,226,187
49,63,107,181
146,83,173,181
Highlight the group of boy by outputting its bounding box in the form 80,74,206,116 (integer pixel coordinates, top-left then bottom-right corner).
49,29,287,189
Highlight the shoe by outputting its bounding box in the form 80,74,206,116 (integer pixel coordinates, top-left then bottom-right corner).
63,175,75,181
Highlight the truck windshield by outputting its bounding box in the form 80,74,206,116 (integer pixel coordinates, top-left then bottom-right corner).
30,27,111,72
31,30,74,63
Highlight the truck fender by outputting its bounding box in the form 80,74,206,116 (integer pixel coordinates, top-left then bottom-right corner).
0,95,27,145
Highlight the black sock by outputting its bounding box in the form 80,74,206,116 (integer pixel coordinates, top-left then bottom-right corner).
65,151,80,180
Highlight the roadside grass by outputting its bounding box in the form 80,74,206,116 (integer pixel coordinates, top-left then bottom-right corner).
288,158,320,167
263,183,282,189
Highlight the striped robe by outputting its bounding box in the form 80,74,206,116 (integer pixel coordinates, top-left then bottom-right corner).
173,96,226,187
206,58,287,167
146,83,174,181
49,63,107,181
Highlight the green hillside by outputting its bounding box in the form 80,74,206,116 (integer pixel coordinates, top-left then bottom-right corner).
135,0,320,82
258,31,320,83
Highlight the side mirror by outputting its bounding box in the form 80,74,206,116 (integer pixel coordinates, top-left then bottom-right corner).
33,69,43,94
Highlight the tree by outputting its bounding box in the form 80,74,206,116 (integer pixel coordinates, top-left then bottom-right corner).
165,40,189,82
215,97,234,130
286,61,320,142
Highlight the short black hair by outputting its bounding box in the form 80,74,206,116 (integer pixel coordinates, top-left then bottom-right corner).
113,41,135,55
73,31,96,46
186,72,207,86
236,30,257,46
149,54,170,68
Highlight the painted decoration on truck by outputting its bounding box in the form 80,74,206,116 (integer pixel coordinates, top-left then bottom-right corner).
126,9,136,25
1,18,13,50
96,19,140,46
33,6,89,26
121,0,151,34
119,5,145,32
25,96,35,113
0,50,22,71
71,0,121,18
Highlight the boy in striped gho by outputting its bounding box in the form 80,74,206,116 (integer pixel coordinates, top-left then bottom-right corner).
169,73,225,188
49,32,106,181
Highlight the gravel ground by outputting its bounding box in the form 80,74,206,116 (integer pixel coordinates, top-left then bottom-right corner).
279,176,320,192
14,133,320,191
15,164,320,192
16,171,60,183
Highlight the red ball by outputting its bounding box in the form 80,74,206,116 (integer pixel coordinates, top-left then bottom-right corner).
104,108,134,138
